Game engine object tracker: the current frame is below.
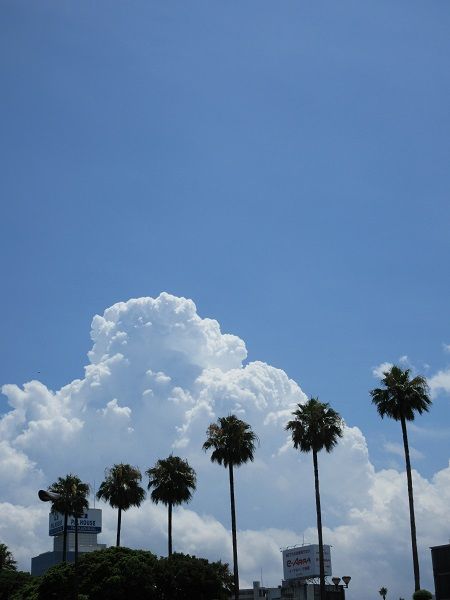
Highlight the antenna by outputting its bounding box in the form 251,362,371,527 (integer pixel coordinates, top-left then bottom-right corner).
261,567,263,587
93,480,96,508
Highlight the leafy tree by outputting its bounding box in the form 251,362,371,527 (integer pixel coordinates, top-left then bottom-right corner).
379,587,388,600
34,548,232,600
146,455,196,556
156,553,233,600
0,543,16,571
286,398,343,600
371,366,431,591
96,464,145,547
47,475,89,564
10,575,40,600
0,570,34,600
412,590,432,600
203,415,258,600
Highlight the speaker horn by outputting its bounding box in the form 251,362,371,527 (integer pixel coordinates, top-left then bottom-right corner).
38,489,61,502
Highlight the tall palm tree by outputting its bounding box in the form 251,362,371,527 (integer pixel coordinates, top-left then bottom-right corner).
379,586,388,600
146,455,196,556
203,415,258,600
48,474,90,563
0,543,17,571
96,463,146,547
286,398,343,600
370,365,431,592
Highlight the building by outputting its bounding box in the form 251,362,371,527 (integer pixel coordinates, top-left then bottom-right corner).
431,544,450,600
237,581,344,600
31,508,105,576
236,545,346,600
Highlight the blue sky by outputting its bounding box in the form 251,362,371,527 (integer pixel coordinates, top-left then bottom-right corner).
1,1,449,596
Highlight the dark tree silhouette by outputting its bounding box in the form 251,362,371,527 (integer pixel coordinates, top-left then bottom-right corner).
48,474,89,563
203,415,258,600
371,365,431,592
96,464,145,547
146,455,196,556
286,398,343,600
0,543,16,571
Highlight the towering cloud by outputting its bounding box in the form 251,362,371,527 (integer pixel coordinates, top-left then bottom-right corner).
0,293,448,598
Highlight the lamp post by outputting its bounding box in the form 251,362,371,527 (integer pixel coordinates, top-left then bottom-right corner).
331,575,351,599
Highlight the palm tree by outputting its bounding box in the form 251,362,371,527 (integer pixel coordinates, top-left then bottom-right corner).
146,455,196,556
0,543,17,571
370,365,431,592
96,463,146,547
203,415,258,600
379,587,388,600
286,398,343,600
48,474,90,563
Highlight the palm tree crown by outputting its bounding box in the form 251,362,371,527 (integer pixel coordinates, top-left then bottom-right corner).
285,398,343,600
379,587,388,600
48,474,90,518
147,455,196,556
370,365,431,592
202,414,258,468
285,397,343,453
370,365,431,421
203,415,258,600
96,464,145,511
147,455,196,506
97,463,145,547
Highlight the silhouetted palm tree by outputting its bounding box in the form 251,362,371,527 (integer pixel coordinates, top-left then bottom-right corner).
146,455,196,556
48,474,90,563
371,365,431,592
0,543,16,571
96,464,145,547
286,398,343,600
203,415,258,600
379,586,388,600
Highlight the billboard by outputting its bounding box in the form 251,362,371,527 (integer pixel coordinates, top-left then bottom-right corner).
49,508,102,536
282,545,332,580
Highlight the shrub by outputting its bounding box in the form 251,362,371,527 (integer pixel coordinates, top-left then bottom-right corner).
412,590,433,600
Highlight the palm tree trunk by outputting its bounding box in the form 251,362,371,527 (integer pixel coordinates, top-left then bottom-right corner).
74,515,79,565
116,507,122,547
400,415,421,591
168,502,173,557
313,450,326,600
229,464,239,600
62,511,68,563
74,515,79,600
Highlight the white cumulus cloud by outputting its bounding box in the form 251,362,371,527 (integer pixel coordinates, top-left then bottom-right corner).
0,293,448,600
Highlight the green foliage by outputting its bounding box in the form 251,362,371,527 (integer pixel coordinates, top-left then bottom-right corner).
147,455,196,506
31,548,232,600
0,570,33,600
379,587,388,599
0,543,17,571
203,415,258,468
96,464,145,511
370,366,431,422
412,590,433,600
156,553,233,600
10,576,40,600
285,397,343,453
38,561,75,600
48,474,90,519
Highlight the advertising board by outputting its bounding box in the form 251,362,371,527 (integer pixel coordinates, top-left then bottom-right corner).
49,508,102,536
282,544,332,580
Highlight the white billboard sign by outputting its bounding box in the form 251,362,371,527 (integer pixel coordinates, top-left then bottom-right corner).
282,544,332,580
49,508,102,536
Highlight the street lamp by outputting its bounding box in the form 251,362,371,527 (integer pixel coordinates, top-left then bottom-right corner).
331,576,351,589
